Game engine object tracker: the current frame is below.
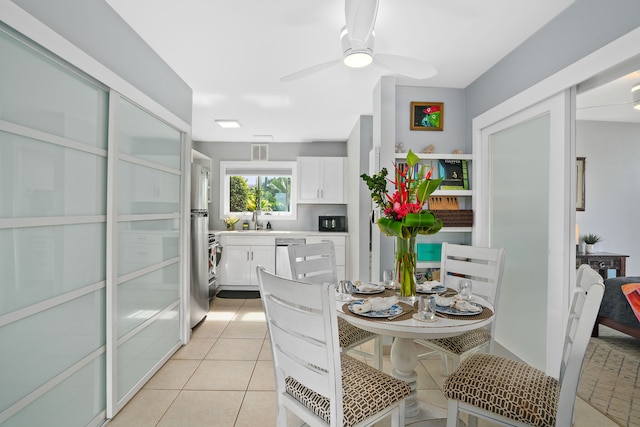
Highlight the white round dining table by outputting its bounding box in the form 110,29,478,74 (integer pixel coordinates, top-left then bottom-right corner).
337,296,494,426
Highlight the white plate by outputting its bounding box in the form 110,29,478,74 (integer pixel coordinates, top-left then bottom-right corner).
416,285,446,294
348,301,403,318
435,302,483,316
353,284,385,294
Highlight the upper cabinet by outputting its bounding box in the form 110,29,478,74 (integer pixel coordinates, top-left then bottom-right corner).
297,157,345,204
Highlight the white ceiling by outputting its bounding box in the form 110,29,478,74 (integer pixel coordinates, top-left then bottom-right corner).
106,0,588,143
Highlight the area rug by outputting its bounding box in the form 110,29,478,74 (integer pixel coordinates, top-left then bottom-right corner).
578,334,640,426
216,290,261,299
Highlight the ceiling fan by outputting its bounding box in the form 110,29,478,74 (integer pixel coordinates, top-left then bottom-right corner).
279,0,438,83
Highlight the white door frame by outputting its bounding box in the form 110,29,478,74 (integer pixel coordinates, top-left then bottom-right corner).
471,26,640,375
474,91,572,375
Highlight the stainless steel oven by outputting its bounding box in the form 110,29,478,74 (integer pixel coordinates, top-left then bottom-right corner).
208,233,222,298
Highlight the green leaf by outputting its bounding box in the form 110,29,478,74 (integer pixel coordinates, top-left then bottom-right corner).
416,177,443,204
406,149,419,167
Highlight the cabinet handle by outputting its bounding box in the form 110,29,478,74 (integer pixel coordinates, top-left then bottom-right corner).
247,251,250,261
320,189,323,198
251,251,254,261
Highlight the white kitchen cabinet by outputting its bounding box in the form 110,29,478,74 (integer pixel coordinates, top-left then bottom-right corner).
217,235,275,290
307,235,348,281
298,157,345,204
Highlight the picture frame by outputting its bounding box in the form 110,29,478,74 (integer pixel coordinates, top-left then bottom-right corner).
410,101,444,131
576,157,585,211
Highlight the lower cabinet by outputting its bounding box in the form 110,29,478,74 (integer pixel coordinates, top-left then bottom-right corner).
218,235,275,290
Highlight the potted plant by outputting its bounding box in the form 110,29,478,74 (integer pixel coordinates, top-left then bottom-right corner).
223,215,239,230
583,233,602,253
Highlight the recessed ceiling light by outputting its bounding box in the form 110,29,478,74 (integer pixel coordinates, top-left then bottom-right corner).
215,119,242,128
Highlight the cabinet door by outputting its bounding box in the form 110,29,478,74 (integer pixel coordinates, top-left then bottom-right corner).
298,157,322,202
319,157,344,203
221,245,251,286
250,245,276,285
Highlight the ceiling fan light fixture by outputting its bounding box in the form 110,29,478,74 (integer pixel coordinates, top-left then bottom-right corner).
343,50,373,68
632,83,640,110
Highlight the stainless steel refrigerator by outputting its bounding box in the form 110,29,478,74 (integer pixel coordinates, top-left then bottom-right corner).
190,163,210,328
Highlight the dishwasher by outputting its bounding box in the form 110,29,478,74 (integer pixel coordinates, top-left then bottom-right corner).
275,238,306,279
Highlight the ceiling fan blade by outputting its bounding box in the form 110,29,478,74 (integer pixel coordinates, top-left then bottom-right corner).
345,0,379,49
374,53,438,80
279,58,342,83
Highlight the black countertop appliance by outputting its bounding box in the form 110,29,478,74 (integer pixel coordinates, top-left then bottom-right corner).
319,215,346,232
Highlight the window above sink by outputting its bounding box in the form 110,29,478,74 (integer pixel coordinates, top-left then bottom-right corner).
219,161,298,220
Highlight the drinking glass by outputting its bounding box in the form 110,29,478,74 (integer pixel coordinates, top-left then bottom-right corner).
383,269,394,287
458,279,473,301
418,295,436,321
337,280,354,301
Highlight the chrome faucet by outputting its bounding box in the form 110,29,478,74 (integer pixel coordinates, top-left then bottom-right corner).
251,210,260,229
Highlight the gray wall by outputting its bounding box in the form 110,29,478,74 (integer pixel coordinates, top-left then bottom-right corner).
192,141,348,232
465,0,640,138
12,0,192,124
346,115,373,281
576,120,640,276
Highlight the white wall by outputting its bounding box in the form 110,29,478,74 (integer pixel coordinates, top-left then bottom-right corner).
347,115,373,281
577,120,640,275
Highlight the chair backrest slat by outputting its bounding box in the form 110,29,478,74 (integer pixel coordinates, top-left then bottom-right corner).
289,242,338,285
556,265,604,426
440,242,506,307
257,266,343,419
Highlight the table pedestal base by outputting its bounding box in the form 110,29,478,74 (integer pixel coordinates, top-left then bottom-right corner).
391,337,448,426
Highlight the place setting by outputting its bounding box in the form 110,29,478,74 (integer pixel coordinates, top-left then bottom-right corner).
343,295,414,321
414,279,493,320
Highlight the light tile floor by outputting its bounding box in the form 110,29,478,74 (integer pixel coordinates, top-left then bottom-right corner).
108,297,619,427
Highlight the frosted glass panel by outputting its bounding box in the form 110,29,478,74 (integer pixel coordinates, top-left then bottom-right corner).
118,263,180,338
0,290,105,413
0,131,106,218
117,220,179,276
2,354,105,427
491,114,549,367
117,161,180,215
0,30,108,148
118,98,181,169
0,224,106,316
118,306,179,399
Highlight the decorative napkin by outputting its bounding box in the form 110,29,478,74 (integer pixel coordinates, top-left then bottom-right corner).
354,281,384,293
434,295,482,313
352,296,398,314
417,280,441,292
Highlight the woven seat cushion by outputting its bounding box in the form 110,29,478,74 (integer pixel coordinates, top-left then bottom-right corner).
443,353,560,427
337,317,377,348
427,328,491,354
285,354,411,426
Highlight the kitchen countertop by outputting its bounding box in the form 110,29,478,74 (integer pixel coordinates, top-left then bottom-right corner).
213,230,348,237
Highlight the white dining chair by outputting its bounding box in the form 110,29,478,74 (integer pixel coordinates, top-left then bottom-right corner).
442,264,605,427
288,241,383,369
256,266,411,427
414,242,506,375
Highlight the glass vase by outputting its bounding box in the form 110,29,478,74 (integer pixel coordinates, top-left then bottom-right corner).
395,236,417,299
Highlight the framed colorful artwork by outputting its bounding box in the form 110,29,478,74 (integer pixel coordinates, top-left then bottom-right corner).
410,102,443,131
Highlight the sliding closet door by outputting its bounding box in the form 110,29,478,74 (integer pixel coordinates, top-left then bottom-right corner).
108,96,183,414
0,27,109,426
0,25,186,425
474,91,572,376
